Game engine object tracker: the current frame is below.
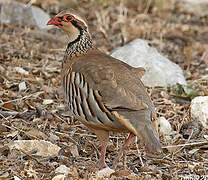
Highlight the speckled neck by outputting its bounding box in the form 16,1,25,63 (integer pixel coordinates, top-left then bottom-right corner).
64,27,94,61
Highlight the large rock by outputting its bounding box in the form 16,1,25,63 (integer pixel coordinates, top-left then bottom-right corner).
191,96,208,129
178,0,208,17
110,39,187,87
0,1,51,29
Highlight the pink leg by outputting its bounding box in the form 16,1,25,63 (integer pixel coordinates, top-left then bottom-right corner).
95,141,108,169
112,133,135,169
92,129,109,169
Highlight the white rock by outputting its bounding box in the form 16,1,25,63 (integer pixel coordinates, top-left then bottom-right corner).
8,140,61,156
97,167,115,178
179,0,208,17
157,117,172,135
0,1,51,29
55,165,71,175
18,81,27,91
110,39,187,87
191,96,208,129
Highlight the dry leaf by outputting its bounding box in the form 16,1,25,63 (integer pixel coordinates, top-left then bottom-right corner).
0,124,8,132
70,144,79,157
2,102,15,110
110,169,131,177
25,128,48,139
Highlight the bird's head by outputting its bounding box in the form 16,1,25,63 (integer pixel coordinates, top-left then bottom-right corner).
47,9,89,43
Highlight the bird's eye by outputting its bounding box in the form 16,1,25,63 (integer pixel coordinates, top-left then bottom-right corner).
66,15,72,21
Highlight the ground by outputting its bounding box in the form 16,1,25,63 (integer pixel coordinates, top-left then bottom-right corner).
0,0,208,179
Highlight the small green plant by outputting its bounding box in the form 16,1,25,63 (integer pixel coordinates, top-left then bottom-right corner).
167,83,201,100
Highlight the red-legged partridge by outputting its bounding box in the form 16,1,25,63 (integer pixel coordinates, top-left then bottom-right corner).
47,9,162,169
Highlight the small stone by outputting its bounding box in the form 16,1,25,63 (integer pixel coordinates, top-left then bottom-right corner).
157,117,172,135
14,176,22,180
43,99,54,105
14,67,29,75
191,96,208,129
18,81,27,91
97,167,115,178
55,165,71,175
204,135,208,140
52,174,66,180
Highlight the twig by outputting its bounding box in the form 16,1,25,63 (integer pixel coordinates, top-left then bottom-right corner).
54,132,80,147
0,112,7,120
163,140,208,149
144,0,152,14
49,48,65,51
2,123,42,140
0,111,19,118
0,91,44,105
172,129,194,155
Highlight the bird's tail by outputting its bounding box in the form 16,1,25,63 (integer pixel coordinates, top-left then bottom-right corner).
137,124,162,154
115,110,162,154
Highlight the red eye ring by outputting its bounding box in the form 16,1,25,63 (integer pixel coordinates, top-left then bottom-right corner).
63,14,74,22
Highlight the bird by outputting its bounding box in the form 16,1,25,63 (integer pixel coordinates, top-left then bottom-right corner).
47,9,162,169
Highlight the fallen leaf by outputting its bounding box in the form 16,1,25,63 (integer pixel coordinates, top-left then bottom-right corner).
2,101,15,110
0,124,8,132
25,128,48,139
70,144,79,157
110,169,131,177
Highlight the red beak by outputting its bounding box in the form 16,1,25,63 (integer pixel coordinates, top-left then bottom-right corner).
47,17,62,26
